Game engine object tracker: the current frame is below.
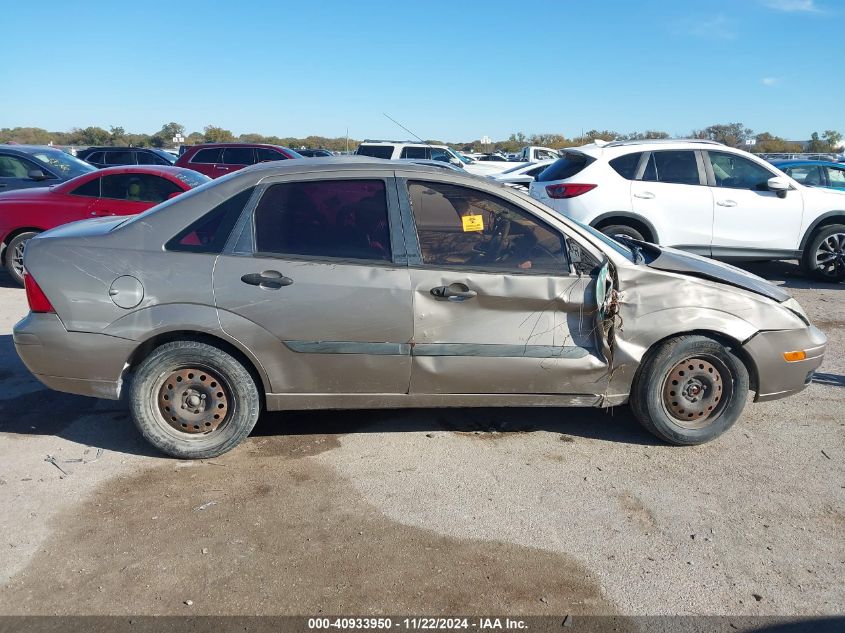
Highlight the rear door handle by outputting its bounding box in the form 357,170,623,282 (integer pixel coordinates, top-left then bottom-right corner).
716,200,737,207
241,270,293,290
91,210,114,216
634,191,655,199
430,283,477,302
217,166,230,171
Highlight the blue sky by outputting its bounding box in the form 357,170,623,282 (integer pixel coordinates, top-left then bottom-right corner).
1,0,839,140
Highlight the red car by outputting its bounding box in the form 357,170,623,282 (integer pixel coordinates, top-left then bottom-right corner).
0,165,209,285
175,143,302,178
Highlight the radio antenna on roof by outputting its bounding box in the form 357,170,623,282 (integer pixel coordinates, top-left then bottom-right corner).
383,113,429,146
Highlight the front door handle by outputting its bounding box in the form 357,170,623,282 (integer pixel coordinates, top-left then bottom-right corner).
241,270,293,290
634,191,655,199
716,200,737,207
430,283,477,302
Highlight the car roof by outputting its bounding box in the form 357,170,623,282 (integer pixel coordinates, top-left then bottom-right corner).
770,159,842,167
80,165,197,177
0,144,65,155
224,156,481,182
568,138,741,159
187,143,291,149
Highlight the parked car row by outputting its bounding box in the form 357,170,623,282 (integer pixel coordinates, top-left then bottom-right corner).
0,165,209,284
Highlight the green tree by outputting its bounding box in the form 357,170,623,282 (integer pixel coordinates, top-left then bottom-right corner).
68,126,111,146
693,123,753,147
822,130,843,151
109,126,126,145
203,125,235,143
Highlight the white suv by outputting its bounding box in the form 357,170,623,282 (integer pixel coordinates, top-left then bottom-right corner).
356,140,465,166
528,139,845,281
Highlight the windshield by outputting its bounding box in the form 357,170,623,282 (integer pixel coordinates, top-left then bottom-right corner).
501,162,535,175
174,169,211,189
152,149,176,164
31,149,96,178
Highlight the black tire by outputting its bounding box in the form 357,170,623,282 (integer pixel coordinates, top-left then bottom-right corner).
800,223,845,282
599,224,646,242
629,335,749,446
5,231,39,286
129,341,261,459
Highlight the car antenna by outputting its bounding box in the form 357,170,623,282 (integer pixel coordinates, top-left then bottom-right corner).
383,113,431,147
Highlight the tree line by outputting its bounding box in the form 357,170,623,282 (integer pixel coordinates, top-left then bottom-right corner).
0,121,841,155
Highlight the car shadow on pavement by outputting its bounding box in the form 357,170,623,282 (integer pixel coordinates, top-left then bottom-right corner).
256,403,661,446
812,372,845,388
0,332,661,458
0,271,21,289
736,259,844,289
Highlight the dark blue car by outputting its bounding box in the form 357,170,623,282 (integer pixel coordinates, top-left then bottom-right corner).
0,144,96,193
770,159,845,191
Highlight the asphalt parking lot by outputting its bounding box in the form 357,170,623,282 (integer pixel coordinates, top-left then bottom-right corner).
0,262,842,617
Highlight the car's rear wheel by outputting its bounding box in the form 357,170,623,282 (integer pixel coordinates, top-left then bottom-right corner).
598,224,645,242
129,341,261,459
629,335,749,445
5,231,39,286
801,224,845,282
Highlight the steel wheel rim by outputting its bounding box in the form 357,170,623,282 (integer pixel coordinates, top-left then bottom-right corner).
662,356,732,429
156,366,231,436
815,232,845,279
11,238,27,278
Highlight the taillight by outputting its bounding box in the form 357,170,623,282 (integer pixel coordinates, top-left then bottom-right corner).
24,273,55,313
545,183,597,199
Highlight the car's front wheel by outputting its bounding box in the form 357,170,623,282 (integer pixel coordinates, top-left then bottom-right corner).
629,335,749,445
5,231,40,286
129,341,261,458
801,224,845,282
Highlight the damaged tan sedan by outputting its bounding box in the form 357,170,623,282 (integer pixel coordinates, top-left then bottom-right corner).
14,159,826,458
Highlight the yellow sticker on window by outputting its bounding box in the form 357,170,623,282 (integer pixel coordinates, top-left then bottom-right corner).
461,214,484,232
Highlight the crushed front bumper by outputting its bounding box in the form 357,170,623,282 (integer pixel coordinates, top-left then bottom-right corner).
743,325,827,402
13,313,136,400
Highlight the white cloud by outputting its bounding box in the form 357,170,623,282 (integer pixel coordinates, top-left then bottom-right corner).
761,77,780,86
685,14,736,40
762,0,822,13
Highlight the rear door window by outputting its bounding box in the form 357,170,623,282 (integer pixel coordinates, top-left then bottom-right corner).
535,152,592,182
254,179,391,261
221,147,256,165
641,151,700,185
84,151,105,164
191,148,222,164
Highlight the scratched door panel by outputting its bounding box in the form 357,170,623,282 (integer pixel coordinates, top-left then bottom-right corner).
409,269,608,395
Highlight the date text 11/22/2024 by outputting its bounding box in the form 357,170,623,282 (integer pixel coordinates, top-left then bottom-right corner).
308,618,530,630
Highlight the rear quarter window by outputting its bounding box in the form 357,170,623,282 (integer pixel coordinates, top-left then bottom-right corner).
166,187,255,253
609,152,643,180
536,152,593,182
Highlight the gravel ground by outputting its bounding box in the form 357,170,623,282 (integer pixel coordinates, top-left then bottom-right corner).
0,261,842,618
